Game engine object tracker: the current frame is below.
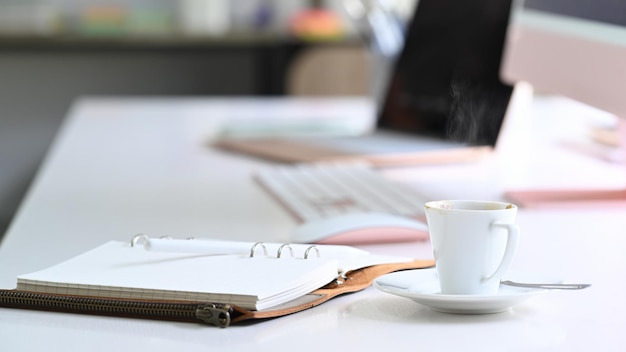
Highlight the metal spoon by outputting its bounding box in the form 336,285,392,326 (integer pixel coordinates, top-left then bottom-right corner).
500,280,591,290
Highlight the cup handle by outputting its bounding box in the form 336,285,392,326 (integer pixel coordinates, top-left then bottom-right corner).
482,221,520,285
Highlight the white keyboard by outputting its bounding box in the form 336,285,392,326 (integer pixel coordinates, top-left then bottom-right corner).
254,164,427,222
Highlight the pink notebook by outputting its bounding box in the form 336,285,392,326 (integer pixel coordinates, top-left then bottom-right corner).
505,188,626,209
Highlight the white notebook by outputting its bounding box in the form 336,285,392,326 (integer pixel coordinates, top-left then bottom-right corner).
16,239,411,311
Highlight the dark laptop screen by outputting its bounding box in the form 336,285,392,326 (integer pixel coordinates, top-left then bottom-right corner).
378,0,514,146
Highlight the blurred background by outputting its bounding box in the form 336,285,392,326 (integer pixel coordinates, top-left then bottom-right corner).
0,0,416,236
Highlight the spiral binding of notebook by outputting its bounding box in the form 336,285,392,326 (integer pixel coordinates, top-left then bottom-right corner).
130,234,370,260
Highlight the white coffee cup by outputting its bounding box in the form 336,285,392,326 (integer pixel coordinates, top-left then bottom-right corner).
424,200,520,295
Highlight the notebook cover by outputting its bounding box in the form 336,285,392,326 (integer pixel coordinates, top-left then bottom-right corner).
0,259,434,327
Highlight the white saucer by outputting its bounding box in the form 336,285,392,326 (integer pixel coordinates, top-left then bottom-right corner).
374,268,553,314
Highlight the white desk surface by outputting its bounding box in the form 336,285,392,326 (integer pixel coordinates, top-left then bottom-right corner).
1,96,625,351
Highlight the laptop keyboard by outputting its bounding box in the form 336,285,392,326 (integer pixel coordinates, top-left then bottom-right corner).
254,164,427,221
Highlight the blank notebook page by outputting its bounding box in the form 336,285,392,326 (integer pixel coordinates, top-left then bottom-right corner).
16,241,339,310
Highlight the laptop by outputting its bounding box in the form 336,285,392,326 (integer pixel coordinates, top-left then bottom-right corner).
214,0,516,167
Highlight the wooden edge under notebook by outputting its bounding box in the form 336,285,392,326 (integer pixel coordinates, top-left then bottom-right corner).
0,259,434,328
